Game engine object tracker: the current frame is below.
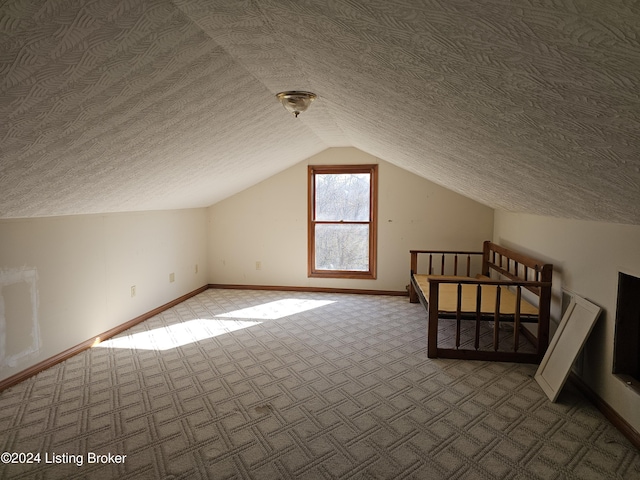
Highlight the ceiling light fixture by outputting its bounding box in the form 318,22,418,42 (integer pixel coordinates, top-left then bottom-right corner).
276,91,317,118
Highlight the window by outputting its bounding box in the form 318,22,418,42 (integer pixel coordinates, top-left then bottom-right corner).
308,164,378,279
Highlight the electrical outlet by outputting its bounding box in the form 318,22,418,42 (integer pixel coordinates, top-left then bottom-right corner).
255,261,262,270
131,285,136,297
169,272,175,283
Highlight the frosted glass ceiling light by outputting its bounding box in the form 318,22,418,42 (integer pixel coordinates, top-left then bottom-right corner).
276,91,317,117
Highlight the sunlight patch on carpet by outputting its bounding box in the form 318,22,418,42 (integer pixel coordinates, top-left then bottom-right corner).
95,319,262,350
95,298,334,350
217,298,335,320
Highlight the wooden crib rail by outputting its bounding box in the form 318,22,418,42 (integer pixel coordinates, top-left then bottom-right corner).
409,249,483,303
409,242,554,364
410,249,483,276
483,241,552,297
425,277,552,362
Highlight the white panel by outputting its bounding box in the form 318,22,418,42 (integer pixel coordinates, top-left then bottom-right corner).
535,293,602,402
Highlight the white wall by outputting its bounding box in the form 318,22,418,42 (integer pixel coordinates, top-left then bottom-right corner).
0,208,208,382
494,210,640,433
208,147,495,291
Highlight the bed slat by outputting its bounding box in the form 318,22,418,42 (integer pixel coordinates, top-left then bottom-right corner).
475,284,482,351
514,287,522,352
456,283,462,348
494,286,501,351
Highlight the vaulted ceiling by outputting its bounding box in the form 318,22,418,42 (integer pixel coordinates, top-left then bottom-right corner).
1,0,639,223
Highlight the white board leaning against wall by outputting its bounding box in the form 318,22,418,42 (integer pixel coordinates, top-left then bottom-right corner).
535,292,601,402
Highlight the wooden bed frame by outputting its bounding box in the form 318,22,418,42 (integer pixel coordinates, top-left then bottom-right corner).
409,241,553,363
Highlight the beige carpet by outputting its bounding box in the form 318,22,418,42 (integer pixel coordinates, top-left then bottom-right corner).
0,289,638,479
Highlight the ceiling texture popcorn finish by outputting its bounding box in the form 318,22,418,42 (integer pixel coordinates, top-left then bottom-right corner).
1,0,639,222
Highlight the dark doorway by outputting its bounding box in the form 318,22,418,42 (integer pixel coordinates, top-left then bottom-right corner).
613,272,640,382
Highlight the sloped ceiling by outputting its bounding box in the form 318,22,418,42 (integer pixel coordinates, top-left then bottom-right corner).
1,0,639,223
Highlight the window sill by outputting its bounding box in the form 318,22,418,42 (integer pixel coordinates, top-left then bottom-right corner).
309,271,377,280
614,373,640,396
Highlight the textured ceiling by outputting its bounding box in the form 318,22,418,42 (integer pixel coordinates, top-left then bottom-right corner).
1,0,639,223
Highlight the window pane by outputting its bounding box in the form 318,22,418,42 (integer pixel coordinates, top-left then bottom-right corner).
315,173,370,221
315,224,369,271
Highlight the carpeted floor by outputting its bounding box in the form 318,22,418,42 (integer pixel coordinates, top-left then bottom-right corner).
0,289,638,479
